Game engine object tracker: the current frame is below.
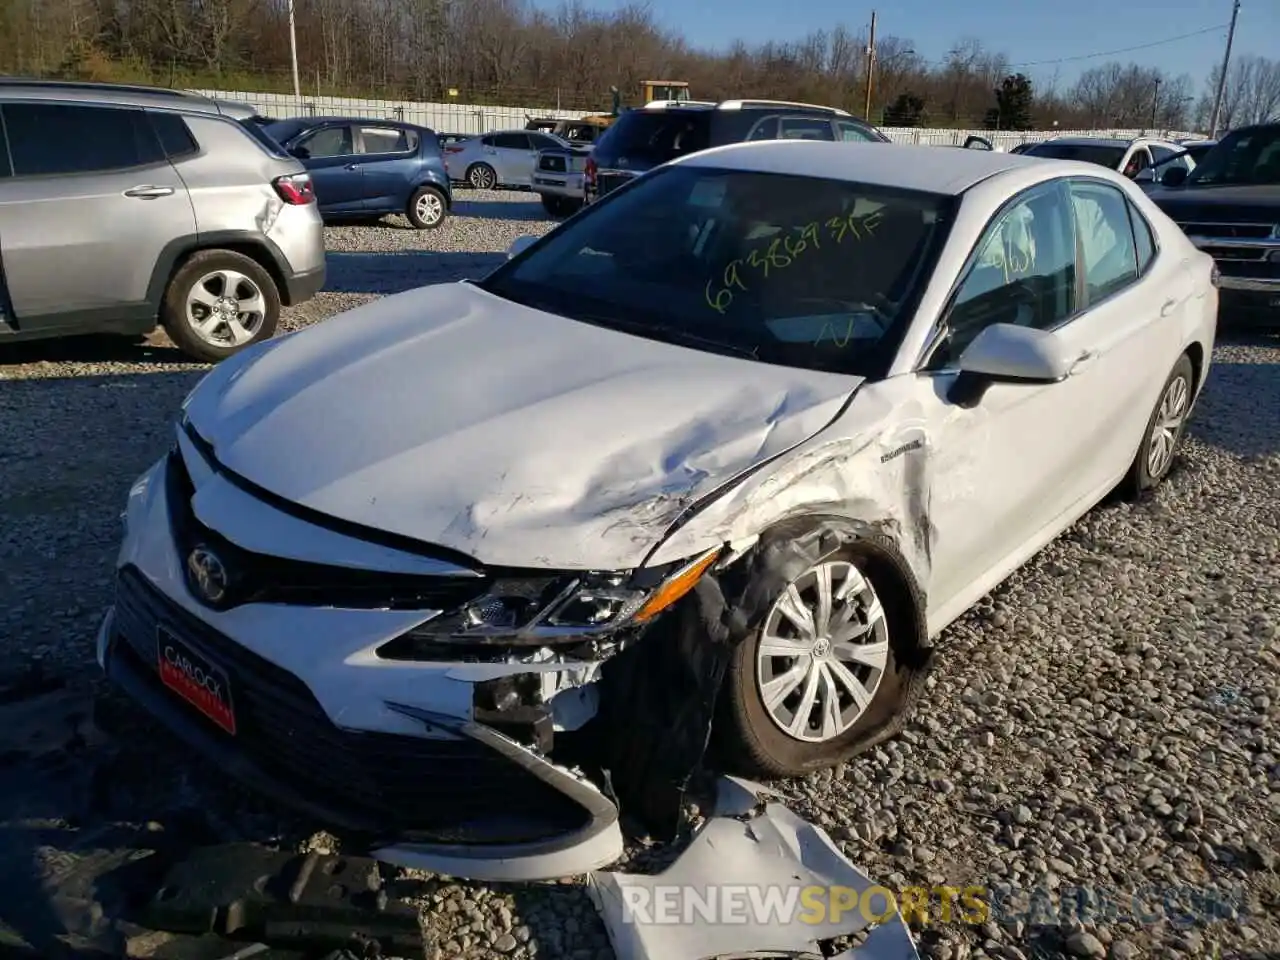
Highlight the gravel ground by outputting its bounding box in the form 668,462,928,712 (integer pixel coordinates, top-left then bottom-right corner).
0,188,1277,960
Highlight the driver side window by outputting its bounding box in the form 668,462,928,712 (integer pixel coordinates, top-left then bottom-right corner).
297,125,353,158
929,182,1078,369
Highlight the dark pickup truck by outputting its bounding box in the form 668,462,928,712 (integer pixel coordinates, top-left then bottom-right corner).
1146,122,1280,328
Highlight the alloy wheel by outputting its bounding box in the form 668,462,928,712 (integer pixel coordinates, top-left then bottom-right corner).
1147,373,1190,478
184,269,266,347
756,560,890,743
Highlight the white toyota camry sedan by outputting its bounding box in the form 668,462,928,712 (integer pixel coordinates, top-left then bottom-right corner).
97,140,1217,881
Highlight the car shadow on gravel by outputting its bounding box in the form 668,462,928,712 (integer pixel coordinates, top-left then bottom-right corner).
0,334,200,368
1189,354,1280,459
325,251,506,295
449,196,548,222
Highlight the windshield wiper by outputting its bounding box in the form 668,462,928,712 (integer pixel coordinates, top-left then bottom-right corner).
577,312,762,361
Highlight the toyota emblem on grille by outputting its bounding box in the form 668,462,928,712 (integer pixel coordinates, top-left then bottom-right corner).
186,544,229,605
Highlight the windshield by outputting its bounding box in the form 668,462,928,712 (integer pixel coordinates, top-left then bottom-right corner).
1024,142,1126,169
1188,128,1280,185
593,111,711,164
479,166,954,378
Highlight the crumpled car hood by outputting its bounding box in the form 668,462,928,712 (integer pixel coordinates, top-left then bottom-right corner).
185,282,861,570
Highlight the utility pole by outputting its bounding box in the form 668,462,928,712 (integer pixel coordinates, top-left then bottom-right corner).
1208,0,1241,138
863,11,877,122
1150,76,1161,130
288,0,301,99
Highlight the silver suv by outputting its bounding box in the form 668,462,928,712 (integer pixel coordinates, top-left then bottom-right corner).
0,80,326,362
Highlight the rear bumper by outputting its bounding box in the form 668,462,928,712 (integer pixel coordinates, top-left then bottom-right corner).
282,264,326,306
532,174,584,199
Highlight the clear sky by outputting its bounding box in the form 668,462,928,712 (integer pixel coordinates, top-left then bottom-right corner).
549,0,1279,98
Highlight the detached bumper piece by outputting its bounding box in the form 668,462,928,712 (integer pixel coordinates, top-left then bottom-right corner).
104,568,623,880
588,777,921,960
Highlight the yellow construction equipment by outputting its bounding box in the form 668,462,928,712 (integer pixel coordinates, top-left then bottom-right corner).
641,80,691,104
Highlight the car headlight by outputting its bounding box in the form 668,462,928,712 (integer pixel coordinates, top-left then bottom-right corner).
391,546,722,649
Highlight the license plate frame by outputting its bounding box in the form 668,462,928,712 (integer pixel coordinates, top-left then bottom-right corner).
156,626,237,736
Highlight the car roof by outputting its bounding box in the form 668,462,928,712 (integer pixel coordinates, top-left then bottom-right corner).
0,78,258,119
678,140,1051,195
277,115,427,130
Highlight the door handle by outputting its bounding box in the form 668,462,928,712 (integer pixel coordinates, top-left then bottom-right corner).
1160,298,1177,317
123,185,174,199
1069,350,1098,376
344,163,361,170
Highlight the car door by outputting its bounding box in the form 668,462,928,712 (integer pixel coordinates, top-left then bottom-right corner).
0,100,195,330
292,123,362,213
490,132,535,185
354,124,419,213
778,116,837,141
908,180,1092,615
1055,177,1192,494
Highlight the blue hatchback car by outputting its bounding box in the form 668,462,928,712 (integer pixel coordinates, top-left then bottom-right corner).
262,117,453,229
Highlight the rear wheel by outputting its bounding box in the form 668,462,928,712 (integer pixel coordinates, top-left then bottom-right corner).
406,186,447,229
1122,352,1194,497
161,250,280,363
467,163,496,190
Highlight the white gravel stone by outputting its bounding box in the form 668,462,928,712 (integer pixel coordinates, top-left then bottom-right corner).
1,198,1277,959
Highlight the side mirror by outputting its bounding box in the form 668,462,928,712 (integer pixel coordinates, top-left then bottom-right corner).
1159,165,1189,187
507,235,538,260
950,324,1071,406
289,146,310,160
1134,167,1155,183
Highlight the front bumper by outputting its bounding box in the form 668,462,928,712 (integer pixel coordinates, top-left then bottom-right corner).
1217,279,1280,327
99,453,624,881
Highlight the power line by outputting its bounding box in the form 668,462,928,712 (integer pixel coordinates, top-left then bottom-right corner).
1004,24,1230,68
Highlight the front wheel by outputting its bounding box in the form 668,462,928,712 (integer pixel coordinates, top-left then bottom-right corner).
719,539,908,776
406,186,447,229
1122,352,1195,497
160,250,280,363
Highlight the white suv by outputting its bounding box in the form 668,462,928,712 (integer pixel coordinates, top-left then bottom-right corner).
1020,135,1191,181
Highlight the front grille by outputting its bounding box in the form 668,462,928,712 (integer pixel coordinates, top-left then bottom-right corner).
112,566,591,842
1214,258,1280,279
1176,221,1274,240
595,172,634,197
538,154,567,173
166,450,490,610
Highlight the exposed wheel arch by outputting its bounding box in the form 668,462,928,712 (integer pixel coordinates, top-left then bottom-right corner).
710,514,933,777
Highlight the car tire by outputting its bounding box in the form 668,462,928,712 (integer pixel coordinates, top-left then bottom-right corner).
718,531,918,777
406,186,447,229
540,194,566,216
160,249,280,363
1122,352,1195,497
467,163,496,190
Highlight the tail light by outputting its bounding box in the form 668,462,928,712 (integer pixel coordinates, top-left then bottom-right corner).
584,156,597,188
444,145,465,154
273,173,315,205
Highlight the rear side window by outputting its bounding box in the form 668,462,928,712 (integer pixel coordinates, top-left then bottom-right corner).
4,103,162,176
780,117,835,141
1129,200,1157,273
493,133,530,150
150,112,200,159
1069,180,1139,302
359,125,417,153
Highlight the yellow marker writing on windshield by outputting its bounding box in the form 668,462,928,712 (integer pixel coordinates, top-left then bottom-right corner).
704,210,885,313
